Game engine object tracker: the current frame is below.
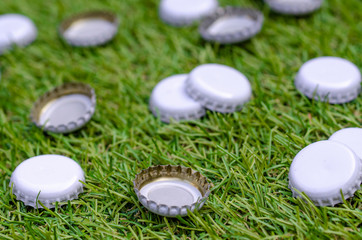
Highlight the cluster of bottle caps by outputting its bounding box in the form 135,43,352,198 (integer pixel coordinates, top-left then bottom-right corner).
290,128,362,206
2,0,362,217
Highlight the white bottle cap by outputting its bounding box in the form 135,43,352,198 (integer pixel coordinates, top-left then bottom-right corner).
289,141,362,206
59,11,119,47
159,0,218,26
0,14,37,54
149,74,205,123
185,64,252,113
295,57,361,104
199,7,264,44
265,0,324,15
134,165,211,217
329,128,362,160
10,155,85,208
31,82,96,134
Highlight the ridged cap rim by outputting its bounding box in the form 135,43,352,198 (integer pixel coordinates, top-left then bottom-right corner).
185,67,252,113
11,183,84,209
295,73,361,104
289,145,362,206
149,100,206,123
289,167,362,206
159,0,218,27
134,165,212,217
265,0,324,15
30,82,96,134
199,7,264,44
59,10,119,47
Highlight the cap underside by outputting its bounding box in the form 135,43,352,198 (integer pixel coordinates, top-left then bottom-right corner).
200,7,263,44
59,11,118,46
31,83,95,133
64,18,115,39
207,15,255,35
39,94,93,127
134,165,211,217
140,177,202,207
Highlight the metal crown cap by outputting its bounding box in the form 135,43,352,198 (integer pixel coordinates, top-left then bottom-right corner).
295,57,361,104
199,7,264,44
149,74,206,123
134,165,211,217
12,182,84,209
10,155,85,208
59,11,119,47
289,170,362,206
265,0,324,15
0,14,37,54
30,82,96,134
149,101,206,123
185,64,252,113
289,141,362,206
329,128,362,160
159,0,219,27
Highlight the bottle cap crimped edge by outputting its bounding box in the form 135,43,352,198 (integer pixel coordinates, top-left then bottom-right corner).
30,82,96,134
289,149,362,206
199,7,264,44
59,11,119,47
289,170,362,206
134,165,212,217
294,74,361,104
159,0,218,27
185,77,250,113
11,181,84,208
149,100,206,123
265,0,323,15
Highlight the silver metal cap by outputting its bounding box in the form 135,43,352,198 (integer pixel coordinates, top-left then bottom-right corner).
0,14,37,54
59,11,119,47
149,74,206,123
185,64,252,113
294,57,361,104
199,7,264,44
265,0,324,15
31,82,96,134
10,154,85,209
159,0,219,27
134,165,211,217
289,141,362,206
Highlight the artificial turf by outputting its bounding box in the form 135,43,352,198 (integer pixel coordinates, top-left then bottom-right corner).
0,0,361,239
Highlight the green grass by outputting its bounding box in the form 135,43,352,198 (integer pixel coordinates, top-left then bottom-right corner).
1,0,361,239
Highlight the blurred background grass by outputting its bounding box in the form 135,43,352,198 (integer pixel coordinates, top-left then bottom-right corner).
0,0,361,239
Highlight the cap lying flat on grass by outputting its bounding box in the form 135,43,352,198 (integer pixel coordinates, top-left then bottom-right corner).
265,0,324,15
31,82,96,134
10,154,85,208
289,141,362,206
0,14,37,54
134,165,211,217
295,56,361,104
59,11,119,47
329,128,362,160
199,7,263,44
149,74,205,123
185,63,252,113
159,0,218,26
